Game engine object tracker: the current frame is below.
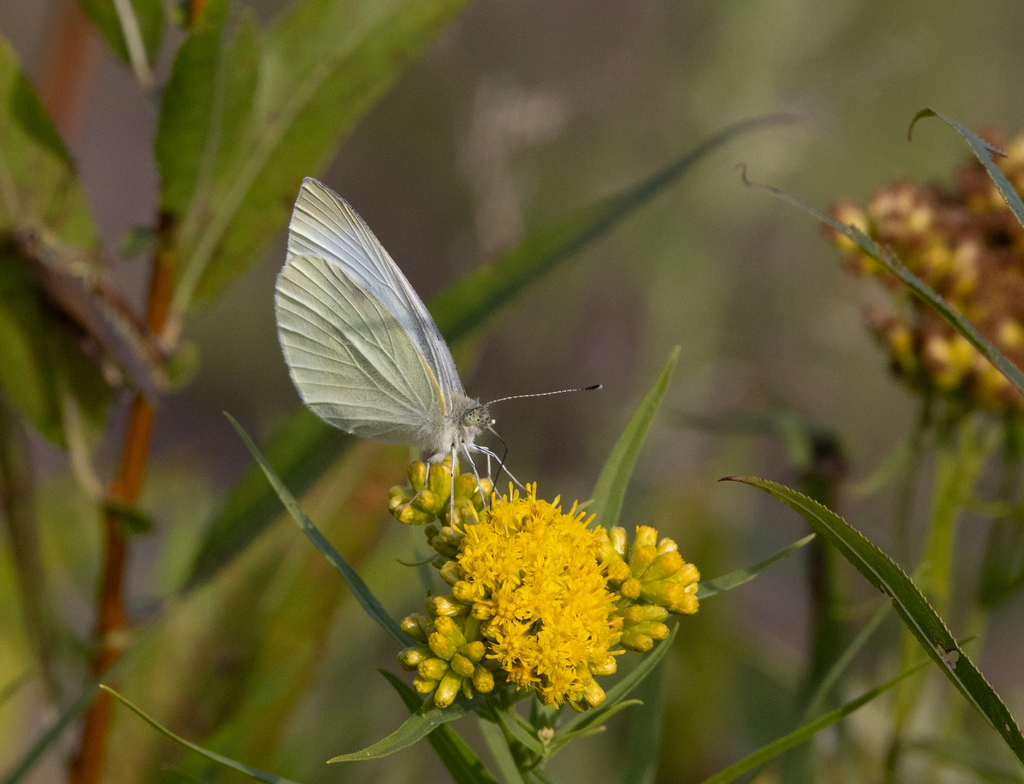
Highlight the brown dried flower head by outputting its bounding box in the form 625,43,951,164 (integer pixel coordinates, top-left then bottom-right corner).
828,128,1024,411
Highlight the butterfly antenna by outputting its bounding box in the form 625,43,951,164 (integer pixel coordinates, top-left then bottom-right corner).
478,439,526,492
487,384,602,407
487,426,510,491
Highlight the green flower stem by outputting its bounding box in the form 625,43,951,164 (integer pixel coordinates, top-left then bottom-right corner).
889,410,998,778
893,394,934,563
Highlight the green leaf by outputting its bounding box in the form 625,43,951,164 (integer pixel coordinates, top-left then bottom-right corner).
156,0,259,219
695,533,816,599
0,243,110,445
618,659,664,784
432,116,793,344
725,476,1024,765
744,172,1024,401
0,36,110,443
380,671,500,784
698,661,929,784
99,685,305,784
181,409,352,594
225,413,412,647
801,601,890,721
328,696,485,762
909,110,1024,232
478,716,527,784
590,346,680,529
179,117,789,594
553,626,678,753
78,0,163,77
164,0,470,320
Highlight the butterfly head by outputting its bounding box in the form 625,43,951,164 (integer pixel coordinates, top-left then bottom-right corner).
461,403,493,431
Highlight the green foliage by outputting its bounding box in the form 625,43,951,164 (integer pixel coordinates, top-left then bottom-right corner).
728,476,1024,765
159,0,470,318
78,0,163,70
590,346,679,529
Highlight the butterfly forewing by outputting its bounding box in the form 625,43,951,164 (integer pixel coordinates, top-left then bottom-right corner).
276,254,445,448
287,178,465,404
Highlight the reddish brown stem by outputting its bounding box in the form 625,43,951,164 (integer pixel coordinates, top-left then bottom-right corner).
70,238,176,784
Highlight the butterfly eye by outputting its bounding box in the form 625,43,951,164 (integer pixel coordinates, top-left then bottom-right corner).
461,406,492,429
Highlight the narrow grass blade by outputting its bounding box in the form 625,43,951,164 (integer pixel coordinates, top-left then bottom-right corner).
100,686,303,784
696,533,816,599
590,347,680,529
909,110,1024,231
181,410,351,594
478,715,527,784
698,661,929,784
432,115,793,343
380,671,500,784
725,476,1024,765
744,172,1024,399
225,413,412,647
802,601,891,720
328,696,485,762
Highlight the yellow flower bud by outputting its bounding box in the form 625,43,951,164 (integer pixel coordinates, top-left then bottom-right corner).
434,671,463,708
418,658,449,681
397,645,431,671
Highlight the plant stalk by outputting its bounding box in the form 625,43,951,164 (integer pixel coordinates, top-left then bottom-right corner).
70,228,176,784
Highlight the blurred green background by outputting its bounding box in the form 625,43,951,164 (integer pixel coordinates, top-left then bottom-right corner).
2,0,1024,782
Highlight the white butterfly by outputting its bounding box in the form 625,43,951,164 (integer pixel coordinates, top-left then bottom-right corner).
275,177,497,475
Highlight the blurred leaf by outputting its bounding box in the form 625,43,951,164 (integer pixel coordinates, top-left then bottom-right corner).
15,230,168,401
492,706,544,757
156,0,257,219
1,684,98,784
162,0,470,321
226,413,412,645
0,37,112,442
590,346,680,529
0,671,31,707
78,0,163,75
745,172,1024,401
432,115,794,344
0,243,110,445
726,476,1024,765
906,737,1024,783
381,670,500,784
181,117,788,597
802,601,890,720
618,659,664,784
553,626,678,754
181,409,352,593
99,685,305,784
698,660,929,784
118,225,155,259
0,36,95,244
328,695,486,762
695,533,816,599
478,717,526,784
909,110,1024,231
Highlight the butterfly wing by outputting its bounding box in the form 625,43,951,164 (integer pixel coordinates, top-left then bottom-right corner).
276,253,445,448
286,178,465,402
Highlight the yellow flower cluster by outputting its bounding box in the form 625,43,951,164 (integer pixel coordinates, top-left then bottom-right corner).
390,460,700,711
828,127,1024,411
